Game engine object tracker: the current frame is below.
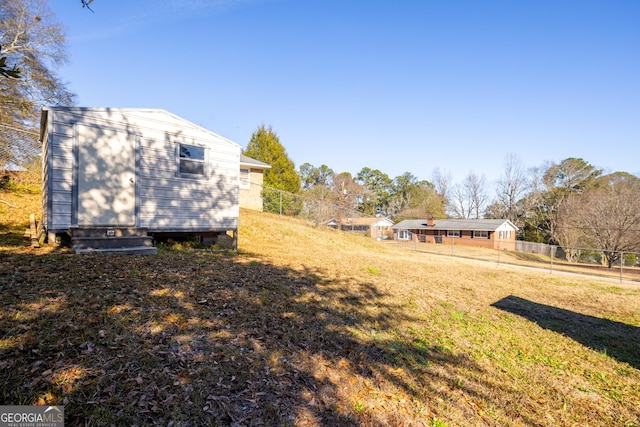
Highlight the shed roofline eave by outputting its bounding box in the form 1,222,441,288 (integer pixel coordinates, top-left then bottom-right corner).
39,109,48,142
41,106,242,149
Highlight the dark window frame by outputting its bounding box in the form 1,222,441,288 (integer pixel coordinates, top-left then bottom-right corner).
177,143,207,178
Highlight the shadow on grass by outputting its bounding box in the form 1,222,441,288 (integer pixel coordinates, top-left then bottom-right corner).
0,223,29,247
491,295,640,369
0,247,526,426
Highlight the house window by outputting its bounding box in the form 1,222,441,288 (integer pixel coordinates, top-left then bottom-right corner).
178,144,206,176
473,230,488,239
398,230,411,240
446,230,460,237
240,168,250,188
499,230,511,239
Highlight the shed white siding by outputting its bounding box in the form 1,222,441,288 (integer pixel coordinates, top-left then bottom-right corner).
41,107,240,234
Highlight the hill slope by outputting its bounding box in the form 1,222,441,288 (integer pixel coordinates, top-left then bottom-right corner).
1,194,639,426
239,208,640,425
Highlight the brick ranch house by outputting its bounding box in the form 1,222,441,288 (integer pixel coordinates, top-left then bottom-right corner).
392,218,518,250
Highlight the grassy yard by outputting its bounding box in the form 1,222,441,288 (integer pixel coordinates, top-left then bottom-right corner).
1,186,639,426
391,239,640,284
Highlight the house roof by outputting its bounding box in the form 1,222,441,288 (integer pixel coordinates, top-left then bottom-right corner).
347,217,394,227
327,217,394,227
240,155,271,169
392,218,518,231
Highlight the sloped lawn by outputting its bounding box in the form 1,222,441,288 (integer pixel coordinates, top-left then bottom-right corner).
1,188,639,426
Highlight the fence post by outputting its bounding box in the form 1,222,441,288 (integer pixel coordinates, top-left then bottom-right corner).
620,251,624,283
550,245,555,274
279,190,283,216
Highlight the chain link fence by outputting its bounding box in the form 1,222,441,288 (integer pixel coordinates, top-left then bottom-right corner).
250,183,389,237
393,237,640,284
0,123,41,185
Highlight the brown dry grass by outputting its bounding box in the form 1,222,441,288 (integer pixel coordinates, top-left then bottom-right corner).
0,180,41,245
1,187,639,426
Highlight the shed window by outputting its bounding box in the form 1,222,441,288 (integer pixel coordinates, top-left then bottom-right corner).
446,230,460,237
179,144,206,176
473,230,488,239
240,168,250,188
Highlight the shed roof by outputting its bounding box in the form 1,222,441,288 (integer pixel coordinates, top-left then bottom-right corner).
392,218,518,231
40,107,241,148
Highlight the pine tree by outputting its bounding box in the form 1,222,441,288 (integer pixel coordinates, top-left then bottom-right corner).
243,125,301,214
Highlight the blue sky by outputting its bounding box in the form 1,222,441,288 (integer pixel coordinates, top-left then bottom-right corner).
51,0,639,187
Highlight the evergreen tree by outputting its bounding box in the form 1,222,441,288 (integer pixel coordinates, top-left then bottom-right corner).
244,125,300,193
243,125,301,214
356,167,393,216
299,163,334,190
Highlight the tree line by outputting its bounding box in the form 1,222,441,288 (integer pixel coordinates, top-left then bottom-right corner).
245,126,640,267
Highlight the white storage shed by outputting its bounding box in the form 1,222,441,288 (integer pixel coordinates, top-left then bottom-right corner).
40,107,241,253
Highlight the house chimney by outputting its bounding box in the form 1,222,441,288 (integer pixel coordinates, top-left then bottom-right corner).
427,217,435,226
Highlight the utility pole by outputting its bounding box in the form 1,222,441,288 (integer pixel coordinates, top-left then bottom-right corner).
338,181,346,231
